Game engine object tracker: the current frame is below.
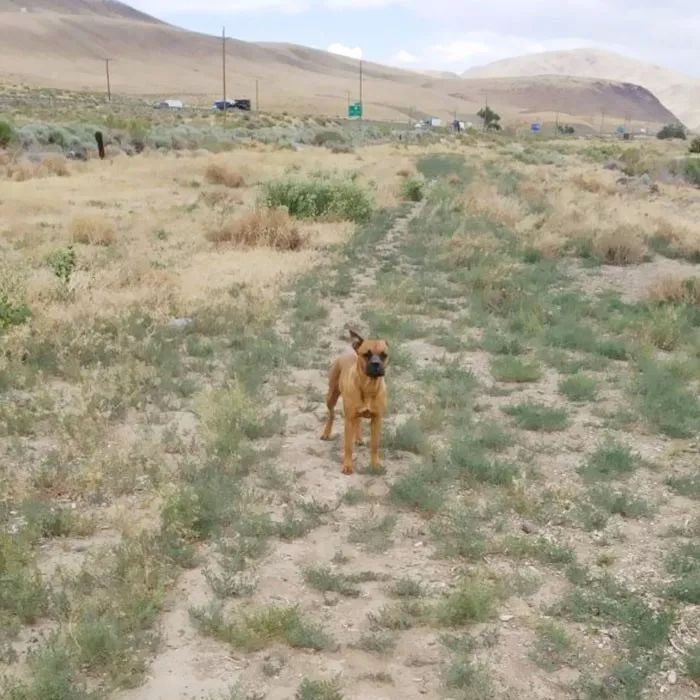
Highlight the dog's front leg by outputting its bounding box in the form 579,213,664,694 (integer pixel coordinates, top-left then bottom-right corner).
342,413,355,475
370,414,383,471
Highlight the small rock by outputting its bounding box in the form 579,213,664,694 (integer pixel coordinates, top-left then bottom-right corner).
499,614,514,622
169,317,193,329
520,521,537,534
668,670,677,685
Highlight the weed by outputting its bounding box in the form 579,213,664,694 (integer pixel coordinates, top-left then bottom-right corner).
348,513,396,553
435,577,501,627
207,207,307,250
685,644,700,682
634,357,700,438
450,437,518,485
578,440,636,482
384,417,429,454
390,462,445,514
530,620,574,671
400,177,425,202
666,542,700,604
503,402,569,432
444,655,493,699
355,631,397,654
474,423,513,452
368,600,427,631
390,576,425,598
295,677,344,700
416,153,470,181
430,508,486,560
491,356,542,383
261,178,372,222
70,215,115,246
190,602,334,652
205,162,245,188
648,274,700,306
501,536,575,567
592,226,647,265
666,472,700,499
302,566,361,597
47,245,77,285
559,374,598,402
482,331,526,355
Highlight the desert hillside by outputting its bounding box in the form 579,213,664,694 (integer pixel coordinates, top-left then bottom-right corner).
464,48,700,130
0,1,680,128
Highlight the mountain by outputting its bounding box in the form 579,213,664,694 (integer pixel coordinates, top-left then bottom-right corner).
0,2,680,128
463,48,700,130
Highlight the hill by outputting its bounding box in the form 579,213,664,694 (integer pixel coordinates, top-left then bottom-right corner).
0,2,680,128
463,48,700,130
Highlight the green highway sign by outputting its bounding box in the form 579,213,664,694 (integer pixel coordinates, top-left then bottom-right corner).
348,102,363,118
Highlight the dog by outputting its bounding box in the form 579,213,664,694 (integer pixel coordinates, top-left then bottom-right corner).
321,328,389,475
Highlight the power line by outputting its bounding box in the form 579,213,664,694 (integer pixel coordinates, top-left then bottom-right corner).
103,58,112,102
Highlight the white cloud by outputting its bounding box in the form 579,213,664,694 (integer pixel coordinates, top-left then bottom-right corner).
327,42,363,59
431,40,491,64
392,49,418,64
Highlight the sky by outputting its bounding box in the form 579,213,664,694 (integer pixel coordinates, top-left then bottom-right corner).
127,1,699,76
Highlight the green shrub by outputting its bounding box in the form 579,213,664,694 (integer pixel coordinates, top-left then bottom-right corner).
312,130,346,147
400,177,425,202
0,265,31,331
657,123,686,140
47,245,77,285
261,178,372,222
689,138,700,154
683,158,700,187
0,120,16,148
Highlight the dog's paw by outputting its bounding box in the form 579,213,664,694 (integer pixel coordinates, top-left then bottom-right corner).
354,438,365,446
341,464,354,475
320,433,332,441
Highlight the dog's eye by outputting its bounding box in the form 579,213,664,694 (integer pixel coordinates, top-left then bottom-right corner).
379,353,387,361
364,351,372,359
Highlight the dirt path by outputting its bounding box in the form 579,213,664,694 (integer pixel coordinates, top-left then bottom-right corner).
116,203,447,700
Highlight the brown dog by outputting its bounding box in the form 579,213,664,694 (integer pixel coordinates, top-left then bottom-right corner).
321,328,389,475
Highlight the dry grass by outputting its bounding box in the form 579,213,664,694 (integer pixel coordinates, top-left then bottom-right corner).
207,207,307,251
205,162,246,188
592,225,648,265
41,154,70,177
70,215,116,246
462,181,528,228
648,274,700,306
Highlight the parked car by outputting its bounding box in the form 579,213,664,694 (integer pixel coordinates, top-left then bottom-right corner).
155,100,183,109
213,99,251,112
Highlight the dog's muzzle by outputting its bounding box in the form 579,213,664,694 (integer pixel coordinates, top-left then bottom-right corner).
366,361,385,378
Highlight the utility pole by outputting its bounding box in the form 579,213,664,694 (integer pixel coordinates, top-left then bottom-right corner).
104,58,112,102
255,79,259,112
222,26,227,120
600,109,605,135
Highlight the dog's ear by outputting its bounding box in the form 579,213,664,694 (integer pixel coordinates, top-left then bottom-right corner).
348,328,364,351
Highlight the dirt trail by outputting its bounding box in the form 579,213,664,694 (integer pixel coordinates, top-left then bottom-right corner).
116,203,447,700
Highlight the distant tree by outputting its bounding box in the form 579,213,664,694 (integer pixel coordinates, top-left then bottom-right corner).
689,137,700,154
477,106,501,131
557,124,575,135
657,123,686,140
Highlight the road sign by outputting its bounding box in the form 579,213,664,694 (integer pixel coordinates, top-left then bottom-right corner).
530,122,541,133
348,102,362,118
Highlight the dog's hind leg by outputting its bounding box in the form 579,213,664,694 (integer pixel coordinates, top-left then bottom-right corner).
321,362,341,441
